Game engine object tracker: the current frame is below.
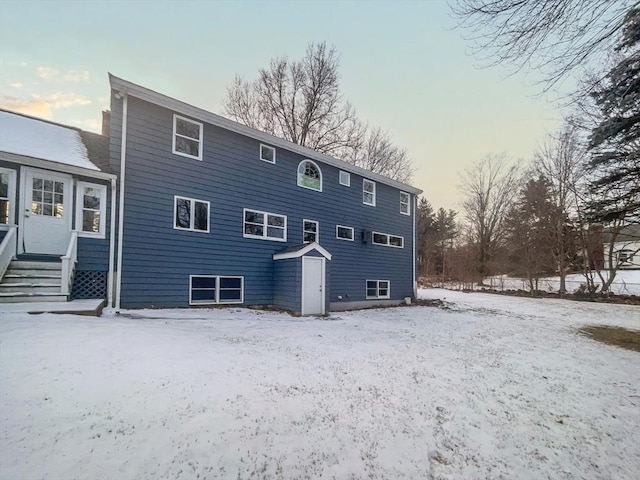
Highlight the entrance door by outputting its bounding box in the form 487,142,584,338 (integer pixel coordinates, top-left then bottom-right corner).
302,257,325,315
22,168,73,254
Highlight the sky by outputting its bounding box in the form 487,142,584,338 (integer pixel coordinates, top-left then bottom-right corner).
0,0,567,211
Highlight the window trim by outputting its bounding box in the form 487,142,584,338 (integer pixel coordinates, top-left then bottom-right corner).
363,179,376,206
303,219,319,244
172,114,203,160
0,167,16,225
297,159,323,192
372,231,404,248
173,195,210,233
400,192,410,216
336,225,354,241
366,280,390,299
260,144,276,164
75,181,107,239
243,208,287,242
189,275,244,305
339,170,351,187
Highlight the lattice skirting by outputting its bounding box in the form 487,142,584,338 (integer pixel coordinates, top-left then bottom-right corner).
71,271,107,300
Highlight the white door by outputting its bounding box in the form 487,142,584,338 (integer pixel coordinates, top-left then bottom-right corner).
302,257,325,315
22,168,73,254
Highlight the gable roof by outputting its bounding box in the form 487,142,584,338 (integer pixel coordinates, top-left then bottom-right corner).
273,242,332,260
0,109,101,172
109,74,422,195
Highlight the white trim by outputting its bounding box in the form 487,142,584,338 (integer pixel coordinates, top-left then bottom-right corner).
0,167,16,225
243,208,287,242
273,242,332,261
110,74,422,195
303,219,319,244
108,177,116,306
0,151,116,181
336,225,354,241
366,279,390,299
259,144,276,164
75,181,107,239
400,191,410,215
301,256,326,315
372,231,404,248
339,170,350,187
363,179,376,206
172,114,203,161
297,159,323,192
173,195,210,233
115,93,128,310
189,275,244,305
412,195,417,299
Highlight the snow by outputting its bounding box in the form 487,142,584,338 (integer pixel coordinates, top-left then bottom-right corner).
0,110,100,171
1,291,639,479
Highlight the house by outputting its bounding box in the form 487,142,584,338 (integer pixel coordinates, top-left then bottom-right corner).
0,74,422,314
0,109,116,303
603,225,640,270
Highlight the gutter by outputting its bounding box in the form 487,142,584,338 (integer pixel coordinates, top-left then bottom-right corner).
114,92,128,311
107,177,116,306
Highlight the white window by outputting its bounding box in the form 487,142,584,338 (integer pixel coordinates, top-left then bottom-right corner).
0,168,16,225
260,144,276,164
243,208,287,241
172,114,203,160
363,179,376,206
400,192,410,215
303,219,318,243
76,182,107,238
366,280,390,299
174,196,210,233
297,160,322,191
339,170,351,187
190,275,244,305
336,225,354,241
372,231,404,248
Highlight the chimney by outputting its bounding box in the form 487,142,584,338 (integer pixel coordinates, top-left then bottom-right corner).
102,110,111,137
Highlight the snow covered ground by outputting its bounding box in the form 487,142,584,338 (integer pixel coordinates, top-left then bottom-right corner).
1,290,639,479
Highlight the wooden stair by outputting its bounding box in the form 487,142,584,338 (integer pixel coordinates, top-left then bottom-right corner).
0,259,67,303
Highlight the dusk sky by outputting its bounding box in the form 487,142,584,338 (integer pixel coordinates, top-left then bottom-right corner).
0,0,569,211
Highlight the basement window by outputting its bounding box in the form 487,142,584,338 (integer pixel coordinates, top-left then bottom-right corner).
190,275,244,305
366,280,390,299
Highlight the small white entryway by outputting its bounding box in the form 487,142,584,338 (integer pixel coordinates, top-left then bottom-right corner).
302,256,325,315
20,167,73,255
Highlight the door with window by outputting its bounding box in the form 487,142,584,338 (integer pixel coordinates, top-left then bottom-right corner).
22,168,73,254
302,256,325,315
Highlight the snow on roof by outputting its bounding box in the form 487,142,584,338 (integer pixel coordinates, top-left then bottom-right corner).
0,110,100,171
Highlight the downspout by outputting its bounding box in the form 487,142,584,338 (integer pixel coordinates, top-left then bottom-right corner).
115,93,128,311
107,176,116,306
413,194,417,299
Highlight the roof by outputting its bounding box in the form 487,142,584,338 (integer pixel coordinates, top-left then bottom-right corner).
273,242,332,260
109,74,423,195
79,130,111,174
0,109,100,171
604,224,640,244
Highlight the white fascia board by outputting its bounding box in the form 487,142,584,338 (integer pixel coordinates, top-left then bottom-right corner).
109,74,422,195
273,242,332,261
0,151,116,181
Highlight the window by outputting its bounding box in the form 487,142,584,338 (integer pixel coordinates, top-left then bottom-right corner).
339,170,351,187
366,280,390,299
336,225,354,241
76,182,107,238
303,219,318,243
297,160,322,191
243,208,287,241
174,196,210,233
372,231,404,248
190,275,244,305
618,250,634,265
260,144,276,164
363,179,376,206
400,192,410,215
0,168,16,225
172,114,203,160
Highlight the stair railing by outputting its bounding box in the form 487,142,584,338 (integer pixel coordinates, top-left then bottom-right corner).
0,225,18,280
61,231,78,296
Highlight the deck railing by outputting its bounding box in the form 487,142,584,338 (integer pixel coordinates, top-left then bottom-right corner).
61,231,78,296
0,225,18,280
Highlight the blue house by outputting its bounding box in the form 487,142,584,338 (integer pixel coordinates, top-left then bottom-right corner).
0,75,422,315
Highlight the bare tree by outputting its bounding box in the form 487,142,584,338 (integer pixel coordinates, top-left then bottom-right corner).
460,153,521,282
223,42,413,182
451,0,634,91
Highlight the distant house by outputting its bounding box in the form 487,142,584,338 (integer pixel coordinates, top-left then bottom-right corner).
603,225,640,270
0,74,422,314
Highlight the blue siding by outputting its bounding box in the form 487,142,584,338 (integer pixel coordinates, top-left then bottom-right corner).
114,95,415,309
273,258,301,313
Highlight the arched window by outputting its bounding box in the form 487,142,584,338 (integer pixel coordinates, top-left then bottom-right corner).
297,160,322,191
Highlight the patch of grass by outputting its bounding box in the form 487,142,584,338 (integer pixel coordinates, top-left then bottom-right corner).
578,325,640,353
